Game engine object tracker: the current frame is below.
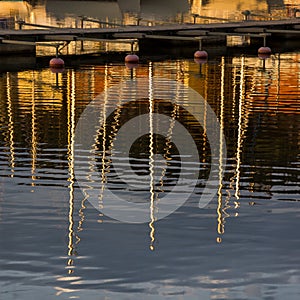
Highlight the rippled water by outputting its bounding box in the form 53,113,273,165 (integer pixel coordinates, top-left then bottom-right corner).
0,50,299,300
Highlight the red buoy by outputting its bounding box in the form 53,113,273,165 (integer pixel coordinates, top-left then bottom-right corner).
125,54,139,64
125,62,139,69
194,50,208,59
258,47,271,55
258,53,271,60
49,57,65,68
194,58,207,64
50,67,65,74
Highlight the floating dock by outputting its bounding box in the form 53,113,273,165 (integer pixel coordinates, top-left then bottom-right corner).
0,18,300,56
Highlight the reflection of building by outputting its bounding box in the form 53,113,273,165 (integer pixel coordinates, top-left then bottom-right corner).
190,0,299,20
46,1,122,21
0,1,31,19
0,1,189,27
1,0,298,30
191,0,269,20
45,0,190,24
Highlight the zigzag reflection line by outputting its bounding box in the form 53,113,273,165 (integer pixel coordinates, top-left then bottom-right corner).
6,73,15,177
75,76,226,222
148,63,156,251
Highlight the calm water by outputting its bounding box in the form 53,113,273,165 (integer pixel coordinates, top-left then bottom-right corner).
0,1,300,300
0,53,299,299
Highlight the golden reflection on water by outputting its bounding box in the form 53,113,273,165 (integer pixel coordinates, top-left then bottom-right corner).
0,4,299,299
217,57,226,239
0,53,299,256
94,64,124,220
96,65,109,215
6,73,15,177
66,70,76,273
148,62,156,251
30,72,37,187
234,56,245,202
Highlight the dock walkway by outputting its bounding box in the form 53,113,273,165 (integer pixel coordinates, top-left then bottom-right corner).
1,18,300,55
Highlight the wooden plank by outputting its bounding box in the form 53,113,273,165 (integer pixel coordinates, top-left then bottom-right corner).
76,37,138,43
43,35,77,41
143,34,197,41
113,33,145,39
235,27,265,33
208,32,271,38
176,30,208,36
1,39,36,46
235,27,300,34
267,29,300,34
0,38,63,47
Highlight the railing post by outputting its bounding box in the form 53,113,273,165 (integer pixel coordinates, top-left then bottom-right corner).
242,10,251,21
192,14,198,24
17,20,25,30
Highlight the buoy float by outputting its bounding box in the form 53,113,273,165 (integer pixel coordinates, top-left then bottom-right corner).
258,46,271,55
125,62,139,69
258,53,271,60
194,58,207,65
49,57,65,68
50,67,65,74
125,54,139,64
194,50,208,59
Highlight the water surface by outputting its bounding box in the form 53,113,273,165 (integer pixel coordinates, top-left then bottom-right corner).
0,1,300,299
0,52,299,299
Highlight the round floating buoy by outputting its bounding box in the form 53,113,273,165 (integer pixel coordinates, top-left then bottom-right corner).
49,57,65,69
194,58,207,65
125,54,139,64
194,50,208,59
125,62,139,69
258,53,271,60
258,46,271,55
50,67,65,74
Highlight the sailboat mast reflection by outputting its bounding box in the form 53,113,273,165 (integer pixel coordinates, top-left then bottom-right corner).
97,64,124,219
234,55,251,212
234,57,244,204
216,57,228,242
148,61,183,250
76,65,113,241
148,62,156,251
66,69,76,274
202,64,208,164
97,65,109,215
6,73,15,177
31,72,37,187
